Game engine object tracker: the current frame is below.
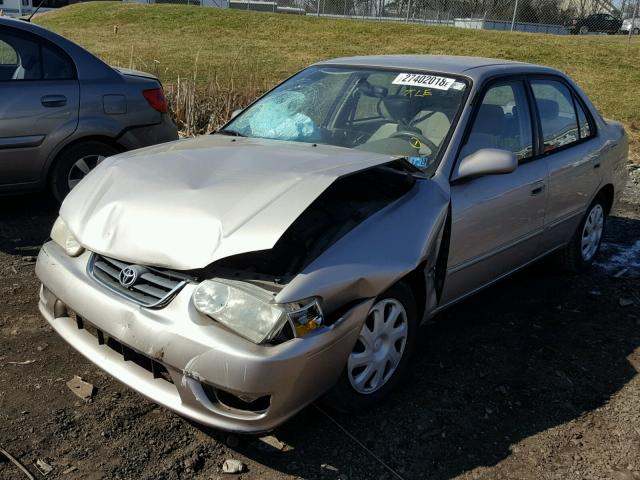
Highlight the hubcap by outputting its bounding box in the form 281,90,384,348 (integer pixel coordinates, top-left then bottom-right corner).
581,204,604,261
347,298,408,394
67,154,105,190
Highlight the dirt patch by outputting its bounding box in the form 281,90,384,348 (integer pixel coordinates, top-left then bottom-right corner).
1,169,639,480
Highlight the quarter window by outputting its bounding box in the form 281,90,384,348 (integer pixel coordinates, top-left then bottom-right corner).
530,79,580,153
460,81,534,161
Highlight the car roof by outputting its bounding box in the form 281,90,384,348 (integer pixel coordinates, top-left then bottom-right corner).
315,55,562,80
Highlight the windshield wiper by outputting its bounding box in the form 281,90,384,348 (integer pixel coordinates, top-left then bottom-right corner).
216,129,247,137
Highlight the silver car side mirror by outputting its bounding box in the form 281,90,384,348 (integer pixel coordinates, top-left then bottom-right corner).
230,109,243,120
452,148,518,182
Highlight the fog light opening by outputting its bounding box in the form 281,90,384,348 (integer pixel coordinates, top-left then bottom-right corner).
201,384,271,413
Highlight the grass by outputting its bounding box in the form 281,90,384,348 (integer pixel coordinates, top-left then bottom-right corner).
36,2,639,159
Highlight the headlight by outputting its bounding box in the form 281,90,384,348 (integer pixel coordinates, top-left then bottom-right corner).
192,278,323,344
50,217,84,257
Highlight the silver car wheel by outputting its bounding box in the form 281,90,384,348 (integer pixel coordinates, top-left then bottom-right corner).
581,204,604,261
67,154,105,190
347,298,408,395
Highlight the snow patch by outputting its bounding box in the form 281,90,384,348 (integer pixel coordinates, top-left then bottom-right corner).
595,240,640,277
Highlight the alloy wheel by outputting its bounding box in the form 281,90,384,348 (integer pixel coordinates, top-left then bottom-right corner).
347,298,408,394
67,154,105,190
581,204,604,261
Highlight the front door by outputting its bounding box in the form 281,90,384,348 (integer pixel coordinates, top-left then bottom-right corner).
0,27,79,188
441,79,548,305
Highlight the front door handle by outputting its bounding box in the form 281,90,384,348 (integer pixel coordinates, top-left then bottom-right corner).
41,95,67,108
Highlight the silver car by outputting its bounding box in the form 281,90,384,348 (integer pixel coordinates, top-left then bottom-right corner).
36,56,628,433
0,17,178,200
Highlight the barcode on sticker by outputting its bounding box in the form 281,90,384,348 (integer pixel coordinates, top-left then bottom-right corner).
392,73,456,91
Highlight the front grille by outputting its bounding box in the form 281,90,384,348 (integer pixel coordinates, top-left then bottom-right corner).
88,254,189,308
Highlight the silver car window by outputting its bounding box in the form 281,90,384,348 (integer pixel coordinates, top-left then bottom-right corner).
531,79,580,153
459,81,534,162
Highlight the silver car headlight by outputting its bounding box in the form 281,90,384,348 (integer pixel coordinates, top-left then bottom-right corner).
192,278,323,344
50,217,84,257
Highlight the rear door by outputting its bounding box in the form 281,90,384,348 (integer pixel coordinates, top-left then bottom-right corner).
0,27,79,188
528,77,601,253
441,78,548,305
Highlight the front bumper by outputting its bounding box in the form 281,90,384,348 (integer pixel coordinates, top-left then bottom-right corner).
36,242,371,433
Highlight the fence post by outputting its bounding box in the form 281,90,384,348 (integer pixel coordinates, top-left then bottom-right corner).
510,0,519,32
629,0,639,44
317,0,320,15
406,0,411,22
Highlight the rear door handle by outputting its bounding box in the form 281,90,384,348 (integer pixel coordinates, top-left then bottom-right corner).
41,95,67,108
530,183,546,196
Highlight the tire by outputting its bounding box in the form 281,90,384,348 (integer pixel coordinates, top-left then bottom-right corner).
633,28,640,35
50,140,120,202
324,282,418,412
556,196,607,273
579,25,589,34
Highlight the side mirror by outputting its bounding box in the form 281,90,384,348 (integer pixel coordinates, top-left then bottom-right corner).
452,148,517,182
230,108,242,120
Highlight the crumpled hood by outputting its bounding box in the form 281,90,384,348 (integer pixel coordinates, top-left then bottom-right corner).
60,135,397,270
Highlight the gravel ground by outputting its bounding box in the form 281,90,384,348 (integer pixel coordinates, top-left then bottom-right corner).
1,167,639,480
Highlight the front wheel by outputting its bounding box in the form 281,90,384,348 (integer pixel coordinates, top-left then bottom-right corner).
633,28,640,35
50,141,120,202
324,282,417,412
556,197,607,272
579,25,589,34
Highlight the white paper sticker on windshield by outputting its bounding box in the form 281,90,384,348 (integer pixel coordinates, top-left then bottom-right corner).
392,73,457,91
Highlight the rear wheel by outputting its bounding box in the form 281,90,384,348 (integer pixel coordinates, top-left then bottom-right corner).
579,25,589,34
633,28,640,35
556,196,607,272
324,282,417,412
50,141,119,202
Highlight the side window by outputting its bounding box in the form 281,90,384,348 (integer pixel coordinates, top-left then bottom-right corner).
0,32,41,80
0,30,75,81
574,97,592,139
42,44,75,80
460,81,534,161
530,79,580,153
0,40,18,66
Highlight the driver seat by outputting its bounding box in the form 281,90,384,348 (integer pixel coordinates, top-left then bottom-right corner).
367,110,451,148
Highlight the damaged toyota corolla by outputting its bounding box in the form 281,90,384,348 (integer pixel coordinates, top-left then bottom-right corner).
36,55,628,433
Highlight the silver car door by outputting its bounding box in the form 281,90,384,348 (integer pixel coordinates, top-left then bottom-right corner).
440,79,548,306
528,78,602,253
0,28,79,188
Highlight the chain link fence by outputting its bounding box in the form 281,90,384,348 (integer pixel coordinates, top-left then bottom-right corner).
127,0,640,38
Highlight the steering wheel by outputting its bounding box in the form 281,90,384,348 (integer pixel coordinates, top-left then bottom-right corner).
389,130,438,155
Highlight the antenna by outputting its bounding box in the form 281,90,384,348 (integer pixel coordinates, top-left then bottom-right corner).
26,0,47,22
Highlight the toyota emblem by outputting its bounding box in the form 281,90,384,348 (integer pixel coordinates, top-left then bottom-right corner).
119,266,140,288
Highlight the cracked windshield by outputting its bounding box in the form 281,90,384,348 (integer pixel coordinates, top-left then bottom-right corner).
223,66,468,172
